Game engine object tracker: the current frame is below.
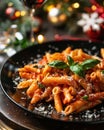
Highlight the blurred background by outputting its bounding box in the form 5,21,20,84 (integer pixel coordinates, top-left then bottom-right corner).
0,0,104,53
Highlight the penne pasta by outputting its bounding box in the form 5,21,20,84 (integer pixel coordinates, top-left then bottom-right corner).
76,100,101,113
41,86,52,99
52,87,63,113
42,76,74,86
63,86,73,104
17,79,34,89
30,88,42,104
15,46,104,116
73,74,92,93
64,99,88,115
26,80,39,98
100,48,104,58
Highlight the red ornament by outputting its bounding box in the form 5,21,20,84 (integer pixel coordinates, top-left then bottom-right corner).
5,7,21,20
86,24,104,40
5,7,15,15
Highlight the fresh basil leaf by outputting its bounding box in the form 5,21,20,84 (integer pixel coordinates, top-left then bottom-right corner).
48,57,100,77
67,56,74,66
81,59,100,70
48,60,68,69
70,64,84,77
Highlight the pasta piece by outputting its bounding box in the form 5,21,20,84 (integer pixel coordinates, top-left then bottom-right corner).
92,55,102,61
101,48,104,58
42,76,73,86
90,72,97,80
97,60,104,69
73,74,92,93
90,70,104,91
69,49,91,62
24,65,41,73
42,65,52,76
63,86,73,104
45,52,64,62
62,47,72,55
76,100,101,113
64,99,88,115
41,86,52,99
52,86,63,113
88,91,104,101
30,88,42,104
62,47,72,62
18,67,27,72
19,72,33,79
17,79,34,89
26,80,39,98
69,86,77,96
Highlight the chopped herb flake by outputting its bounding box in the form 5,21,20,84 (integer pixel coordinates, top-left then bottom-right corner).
82,95,89,100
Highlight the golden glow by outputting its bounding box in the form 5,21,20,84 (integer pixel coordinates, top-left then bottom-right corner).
59,14,67,22
49,17,58,23
15,11,21,17
91,5,97,11
31,37,35,43
21,11,26,16
72,2,80,9
37,34,45,44
8,2,13,7
46,5,55,12
68,7,73,12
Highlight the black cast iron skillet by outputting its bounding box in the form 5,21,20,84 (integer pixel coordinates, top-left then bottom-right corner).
1,40,104,129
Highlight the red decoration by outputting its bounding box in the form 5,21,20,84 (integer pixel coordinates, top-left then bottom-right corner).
87,0,104,18
5,6,21,20
5,7,14,15
86,24,104,40
80,0,104,40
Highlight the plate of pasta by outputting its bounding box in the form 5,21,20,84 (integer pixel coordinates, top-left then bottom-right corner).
1,40,104,124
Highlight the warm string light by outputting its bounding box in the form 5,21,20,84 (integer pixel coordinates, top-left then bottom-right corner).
37,34,45,44
91,5,97,11
31,37,35,43
72,2,80,9
47,2,80,17
6,2,27,19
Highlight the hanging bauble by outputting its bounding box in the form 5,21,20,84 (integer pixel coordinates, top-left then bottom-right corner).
5,7,16,20
86,24,104,40
48,7,67,26
5,6,21,20
77,12,104,40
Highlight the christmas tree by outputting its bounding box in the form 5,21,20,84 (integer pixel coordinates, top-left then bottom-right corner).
0,0,103,51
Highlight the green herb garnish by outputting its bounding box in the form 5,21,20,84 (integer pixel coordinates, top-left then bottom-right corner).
33,65,38,68
102,70,104,74
81,59,100,70
82,95,89,100
48,56,100,77
48,60,68,69
67,56,100,77
37,82,45,89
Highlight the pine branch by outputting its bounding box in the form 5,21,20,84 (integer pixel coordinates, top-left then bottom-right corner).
9,0,25,10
